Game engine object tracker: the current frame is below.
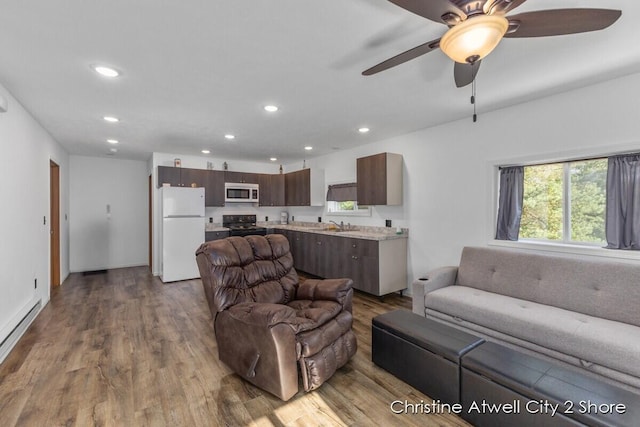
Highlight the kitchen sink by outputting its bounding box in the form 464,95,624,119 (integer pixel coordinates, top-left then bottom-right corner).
323,227,359,232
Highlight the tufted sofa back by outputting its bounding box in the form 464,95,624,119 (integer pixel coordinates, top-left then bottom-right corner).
456,246,640,327
195,234,299,314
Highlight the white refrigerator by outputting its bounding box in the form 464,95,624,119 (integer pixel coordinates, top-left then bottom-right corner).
160,187,205,282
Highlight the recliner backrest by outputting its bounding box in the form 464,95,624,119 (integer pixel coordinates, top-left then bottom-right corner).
196,234,299,314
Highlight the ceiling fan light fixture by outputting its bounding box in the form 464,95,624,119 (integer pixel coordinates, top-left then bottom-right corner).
440,15,508,64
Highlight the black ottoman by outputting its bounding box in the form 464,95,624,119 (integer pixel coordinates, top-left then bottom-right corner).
372,310,484,404
461,341,640,427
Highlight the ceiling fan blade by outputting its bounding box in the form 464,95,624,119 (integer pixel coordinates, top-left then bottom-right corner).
454,61,481,88
387,0,466,24
504,9,621,38
362,38,441,76
484,0,528,15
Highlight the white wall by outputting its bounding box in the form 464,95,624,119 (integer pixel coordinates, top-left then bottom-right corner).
286,71,640,290
69,155,148,272
0,84,69,352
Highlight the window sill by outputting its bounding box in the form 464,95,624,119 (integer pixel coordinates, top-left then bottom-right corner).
488,239,640,262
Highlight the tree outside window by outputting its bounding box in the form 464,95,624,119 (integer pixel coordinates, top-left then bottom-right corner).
519,159,606,245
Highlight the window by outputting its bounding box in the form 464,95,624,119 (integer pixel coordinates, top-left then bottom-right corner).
327,200,371,216
326,182,371,216
518,159,607,245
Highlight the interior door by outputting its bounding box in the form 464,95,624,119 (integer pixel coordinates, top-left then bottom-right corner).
50,160,60,289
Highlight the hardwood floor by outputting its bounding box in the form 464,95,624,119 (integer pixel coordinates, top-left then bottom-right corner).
0,267,470,427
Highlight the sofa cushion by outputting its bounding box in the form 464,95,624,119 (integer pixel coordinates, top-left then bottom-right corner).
455,247,640,327
425,286,640,378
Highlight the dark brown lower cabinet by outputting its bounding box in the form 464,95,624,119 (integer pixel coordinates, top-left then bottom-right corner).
274,229,407,296
205,230,230,241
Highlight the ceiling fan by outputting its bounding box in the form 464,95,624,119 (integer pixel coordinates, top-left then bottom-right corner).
362,0,622,87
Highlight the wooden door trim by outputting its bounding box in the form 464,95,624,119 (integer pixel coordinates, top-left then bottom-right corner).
149,174,152,271
50,160,60,288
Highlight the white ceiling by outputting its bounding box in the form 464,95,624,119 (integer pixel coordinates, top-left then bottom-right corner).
0,0,638,163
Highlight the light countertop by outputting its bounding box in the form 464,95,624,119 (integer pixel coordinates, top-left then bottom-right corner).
267,223,408,241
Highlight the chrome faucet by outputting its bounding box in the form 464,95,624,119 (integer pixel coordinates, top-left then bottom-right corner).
329,220,344,231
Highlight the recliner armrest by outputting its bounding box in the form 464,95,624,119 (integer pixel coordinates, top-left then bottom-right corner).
225,302,298,327
297,278,354,312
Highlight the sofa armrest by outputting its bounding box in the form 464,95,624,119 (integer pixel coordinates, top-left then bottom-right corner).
297,278,354,313
412,266,458,316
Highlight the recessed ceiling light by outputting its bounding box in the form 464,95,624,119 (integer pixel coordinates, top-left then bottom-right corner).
93,65,120,78
270,157,277,161
358,127,370,133
264,105,278,112
202,149,210,154
224,134,235,140
109,148,118,153
107,139,119,144
103,116,119,123
304,146,313,151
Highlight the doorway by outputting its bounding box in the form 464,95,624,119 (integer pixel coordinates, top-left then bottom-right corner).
50,160,60,289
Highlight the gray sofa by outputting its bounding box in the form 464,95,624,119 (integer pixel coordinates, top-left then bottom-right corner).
412,246,640,392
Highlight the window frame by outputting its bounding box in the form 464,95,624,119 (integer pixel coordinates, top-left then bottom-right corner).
488,145,640,261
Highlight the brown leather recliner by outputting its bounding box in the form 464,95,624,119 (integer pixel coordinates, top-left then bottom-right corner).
195,234,357,401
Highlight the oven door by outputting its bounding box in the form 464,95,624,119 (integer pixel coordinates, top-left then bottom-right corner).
230,228,267,237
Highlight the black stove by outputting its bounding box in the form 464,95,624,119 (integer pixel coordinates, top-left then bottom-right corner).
223,214,267,237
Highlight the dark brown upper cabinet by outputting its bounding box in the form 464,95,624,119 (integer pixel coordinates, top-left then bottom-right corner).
204,170,225,206
284,168,325,206
157,166,207,188
158,165,324,207
258,174,285,207
158,166,224,206
224,171,259,184
285,169,309,206
356,153,402,206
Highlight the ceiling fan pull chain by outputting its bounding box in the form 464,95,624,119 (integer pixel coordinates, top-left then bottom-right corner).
471,76,477,122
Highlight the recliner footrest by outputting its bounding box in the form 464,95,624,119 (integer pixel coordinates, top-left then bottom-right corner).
299,329,357,392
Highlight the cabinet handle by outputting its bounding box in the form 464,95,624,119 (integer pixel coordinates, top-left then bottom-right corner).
352,256,358,260
352,244,357,248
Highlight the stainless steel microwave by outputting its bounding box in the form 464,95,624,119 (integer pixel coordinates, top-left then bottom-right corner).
224,182,259,203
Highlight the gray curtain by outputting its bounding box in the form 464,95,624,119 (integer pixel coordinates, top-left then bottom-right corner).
606,154,640,249
326,183,357,202
496,166,524,241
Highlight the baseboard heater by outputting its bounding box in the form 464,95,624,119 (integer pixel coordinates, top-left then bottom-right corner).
0,298,42,364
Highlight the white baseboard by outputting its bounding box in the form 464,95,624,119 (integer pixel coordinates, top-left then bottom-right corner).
0,297,42,364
